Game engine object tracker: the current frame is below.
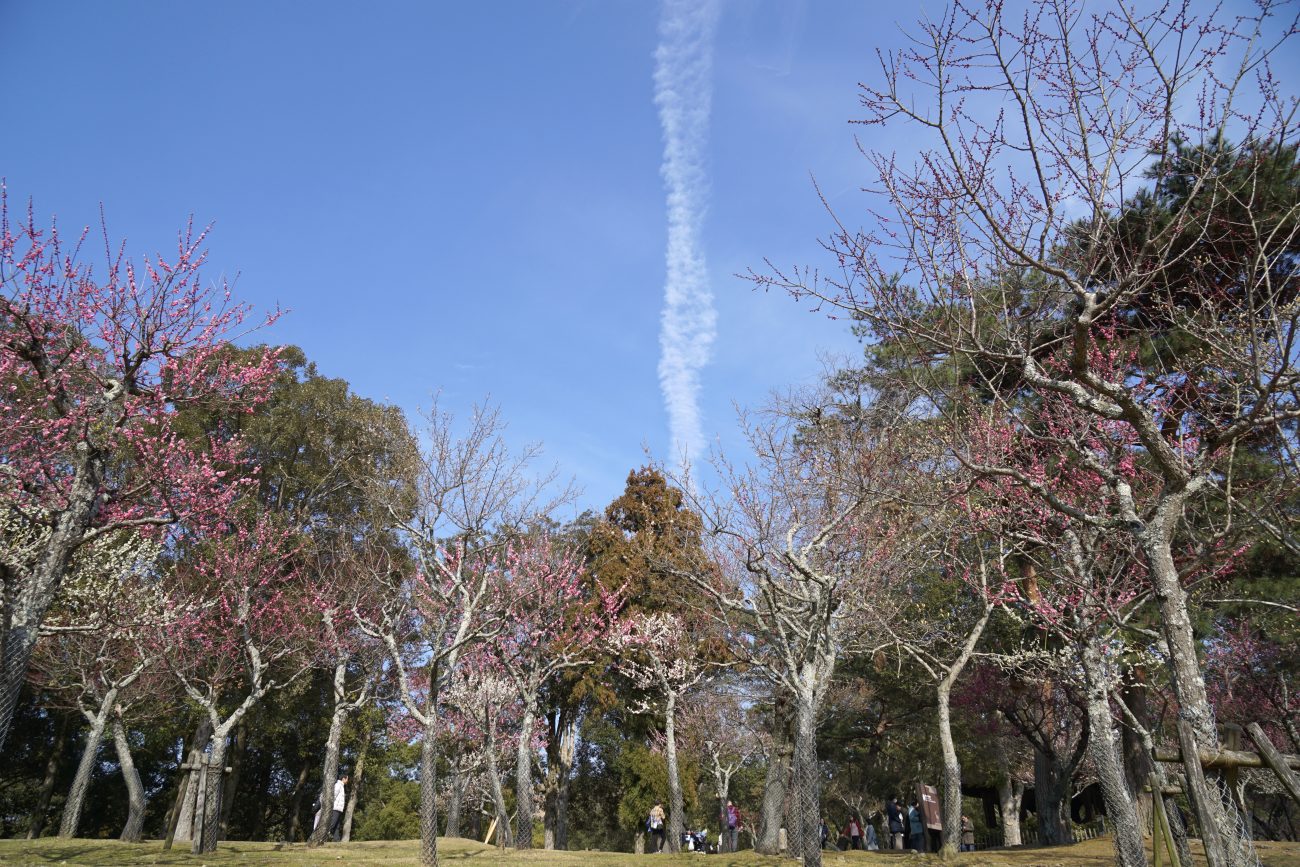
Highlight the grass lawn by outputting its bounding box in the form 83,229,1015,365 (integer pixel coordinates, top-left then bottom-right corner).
1,836,1298,866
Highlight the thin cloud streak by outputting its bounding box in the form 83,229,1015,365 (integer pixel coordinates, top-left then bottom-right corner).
655,0,720,469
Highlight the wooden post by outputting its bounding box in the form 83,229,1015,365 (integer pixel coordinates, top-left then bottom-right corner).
1149,774,1181,867
1153,746,1300,770
1245,723,1300,807
191,759,209,855
1176,719,1229,867
1222,726,1249,820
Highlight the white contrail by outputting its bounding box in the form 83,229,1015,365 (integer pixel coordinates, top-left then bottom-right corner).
655,0,720,469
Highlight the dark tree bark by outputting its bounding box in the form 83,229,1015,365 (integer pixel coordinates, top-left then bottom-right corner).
1034,747,1073,845
1120,665,1156,829
284,759,310,842
26,714,69,839
342,726,370,843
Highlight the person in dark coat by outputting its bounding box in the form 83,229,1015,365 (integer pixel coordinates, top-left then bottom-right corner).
886,797,906,850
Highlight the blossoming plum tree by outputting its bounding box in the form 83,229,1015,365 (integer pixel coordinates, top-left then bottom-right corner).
0,198,279,752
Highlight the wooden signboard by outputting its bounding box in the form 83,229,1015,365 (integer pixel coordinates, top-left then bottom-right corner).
917,783,942,831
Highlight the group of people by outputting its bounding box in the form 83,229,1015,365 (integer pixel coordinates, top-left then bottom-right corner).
820,798,976,853
644,799,743,854
820,814,880,850
644,795,978,855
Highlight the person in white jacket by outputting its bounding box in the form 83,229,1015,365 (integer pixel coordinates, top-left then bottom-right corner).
328,773,349,842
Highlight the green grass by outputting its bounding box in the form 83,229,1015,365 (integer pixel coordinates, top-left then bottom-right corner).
2,836,1298,867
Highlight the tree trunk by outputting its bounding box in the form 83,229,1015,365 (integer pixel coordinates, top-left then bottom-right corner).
543,710,575,851
341,726,369,843
514,707,536,849
997,772,1023,846
27,714,69,839
1120,665,1155,830
484,714,511,848
219,721,247,839
1033,747,1071,846
446,757,464,839
59,689,116,839
285,758,311,842
1141,527,1250,867
309,661,349,847
712,760,733,852
419,709,440,867
791,693,822,867
756,723,791,854
112,718,147,842
0,454,104,754
935,683,963,856
665,692,684,854
1080,639,1147,867
193,738,229,854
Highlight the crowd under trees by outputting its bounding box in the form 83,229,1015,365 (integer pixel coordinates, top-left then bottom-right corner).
2,3,1300,867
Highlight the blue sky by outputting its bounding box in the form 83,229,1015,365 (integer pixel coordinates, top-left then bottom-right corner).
3,1,902,513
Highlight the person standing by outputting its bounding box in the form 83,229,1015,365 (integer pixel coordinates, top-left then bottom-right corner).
328,773,348,842
847,814,863,850
648,801,666,853
886,798,906,850
724,800,741,853
908,800,925,852
960,814,976,852
865,816,880,851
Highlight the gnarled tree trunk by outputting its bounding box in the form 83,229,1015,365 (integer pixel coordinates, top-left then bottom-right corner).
755,723,791,854
1080,638,1147,867
543,711,575,850
1120,665,1155,830
58,686,117,838
1034,747,1072,845
112,718,147,842
1140,520,1253,867
309,660,350,847
0,453,104,754
998,771,1023,846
